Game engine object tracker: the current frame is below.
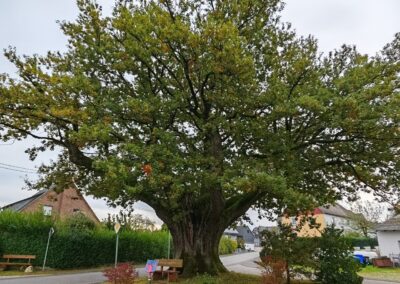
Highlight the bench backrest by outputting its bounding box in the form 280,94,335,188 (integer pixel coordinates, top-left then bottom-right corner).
157,258,183,268
3,255,36,260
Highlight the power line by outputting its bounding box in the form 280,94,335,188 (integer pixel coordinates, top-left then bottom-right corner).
0,165,38,174
0,162,37,172
0,163,38,174
0,165,37,174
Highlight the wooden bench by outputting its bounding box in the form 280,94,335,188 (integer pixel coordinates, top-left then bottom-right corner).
0,255,36,269
153,258,183,282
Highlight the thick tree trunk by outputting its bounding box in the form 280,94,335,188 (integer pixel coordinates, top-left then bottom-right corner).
168,219,228,276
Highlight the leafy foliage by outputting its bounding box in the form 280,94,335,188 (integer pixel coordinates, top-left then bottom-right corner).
259,223,365,283
103,262,137,284
315,225,363,284
343,237,378,249
0,210,53,234
218,236,237,255
103,210,156,231
260,222,317,283
0,0,399,275
0,211,168,269
63,212,97,232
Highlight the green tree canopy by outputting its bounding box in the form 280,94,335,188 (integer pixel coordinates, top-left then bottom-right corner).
0,0,399,275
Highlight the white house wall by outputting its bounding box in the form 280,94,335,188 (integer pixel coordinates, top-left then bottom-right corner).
377,231,400,256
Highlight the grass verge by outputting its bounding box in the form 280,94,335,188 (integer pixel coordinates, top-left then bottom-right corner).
130,273,314,284
359,266,400,282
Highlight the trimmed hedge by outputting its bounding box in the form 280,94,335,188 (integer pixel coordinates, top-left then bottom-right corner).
296,236,378,249
0,211,169,269
344,237,378,249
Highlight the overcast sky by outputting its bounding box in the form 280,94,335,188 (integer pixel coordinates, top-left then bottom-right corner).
0,0,399,228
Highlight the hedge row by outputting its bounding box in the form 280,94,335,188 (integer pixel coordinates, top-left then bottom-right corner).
296,236,378,249
344,237,378,249
0,211,169,269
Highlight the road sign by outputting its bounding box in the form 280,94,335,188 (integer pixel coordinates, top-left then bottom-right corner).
114,223,121,234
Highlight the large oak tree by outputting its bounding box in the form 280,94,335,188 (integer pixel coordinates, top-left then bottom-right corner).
1,0,399,276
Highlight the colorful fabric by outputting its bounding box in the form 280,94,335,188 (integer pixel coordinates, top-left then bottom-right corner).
145,259,158,273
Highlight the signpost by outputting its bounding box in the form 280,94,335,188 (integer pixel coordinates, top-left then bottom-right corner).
42,227,54,271
167,231,171,259
114,223,121,268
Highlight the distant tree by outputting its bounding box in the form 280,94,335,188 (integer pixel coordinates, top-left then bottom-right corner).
0,0,399,276
349,200,385,237
64,212,97,232
382,194,400,217
103,210,155,231
160,223,169,232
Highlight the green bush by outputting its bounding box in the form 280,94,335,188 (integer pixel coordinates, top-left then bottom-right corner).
260,222,318,281
315,225,363,284
62,212,97,232
219,236,237,255
0,210,169,269
259,223,364,284
0,210,53,234
344,237,378,249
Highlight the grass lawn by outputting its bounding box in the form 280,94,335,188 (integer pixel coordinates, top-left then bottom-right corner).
130,273,315,284
359,266,400,282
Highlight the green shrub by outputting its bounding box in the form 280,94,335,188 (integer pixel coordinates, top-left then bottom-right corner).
344,237,378,249
315,225,363,284
0,211,169,269
259,223,364,284
62,212,97,232
0,210,52,234
219,236,237,255
260,222,317,282
0,235,4,256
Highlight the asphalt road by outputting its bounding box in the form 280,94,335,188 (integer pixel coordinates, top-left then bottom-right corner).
0,252,397,284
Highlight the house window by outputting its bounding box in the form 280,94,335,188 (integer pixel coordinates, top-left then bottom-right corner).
43,205,52,216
